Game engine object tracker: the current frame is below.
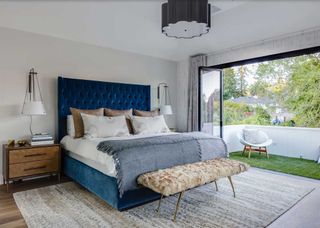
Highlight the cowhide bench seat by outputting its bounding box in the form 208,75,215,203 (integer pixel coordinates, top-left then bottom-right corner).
137,158,249,221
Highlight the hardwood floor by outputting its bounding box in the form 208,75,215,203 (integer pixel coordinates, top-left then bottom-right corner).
0,176,69,228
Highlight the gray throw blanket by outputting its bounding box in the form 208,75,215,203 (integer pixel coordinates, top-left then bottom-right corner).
97,132,227,197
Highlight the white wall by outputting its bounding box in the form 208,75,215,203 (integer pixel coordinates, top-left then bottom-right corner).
207,27,320,67
0,27,177,184
223,125,320,161
176,28,320,131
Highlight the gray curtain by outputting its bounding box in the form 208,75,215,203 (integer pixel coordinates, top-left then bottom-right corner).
187,55,207,132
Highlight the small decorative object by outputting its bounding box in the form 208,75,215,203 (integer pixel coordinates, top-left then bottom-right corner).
17,140,28,147
157,82,173,115
162,0,211,39
169,128,176,132
7,139,15,147
22,68,46,136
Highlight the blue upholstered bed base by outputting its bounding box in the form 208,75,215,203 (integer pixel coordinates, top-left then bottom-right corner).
58,77,159,210
63,153,161,211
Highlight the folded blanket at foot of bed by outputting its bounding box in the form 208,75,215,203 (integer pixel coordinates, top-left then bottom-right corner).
97,132,228,196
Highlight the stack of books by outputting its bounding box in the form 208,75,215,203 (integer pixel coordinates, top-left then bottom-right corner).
31,133,54,146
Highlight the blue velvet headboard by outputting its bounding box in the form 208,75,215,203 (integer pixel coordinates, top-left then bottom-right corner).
58,77,151,140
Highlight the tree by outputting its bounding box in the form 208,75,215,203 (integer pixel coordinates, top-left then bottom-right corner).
223,68,237,100
254,106,271,125
249,80,269,97
223,100,252,125
223,66,250,100
236,66,249,97
285,57,320,127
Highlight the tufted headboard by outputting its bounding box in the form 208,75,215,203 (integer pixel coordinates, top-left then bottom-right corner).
58,77,151,140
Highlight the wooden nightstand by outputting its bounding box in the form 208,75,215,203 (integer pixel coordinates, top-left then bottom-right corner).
2,143,61,191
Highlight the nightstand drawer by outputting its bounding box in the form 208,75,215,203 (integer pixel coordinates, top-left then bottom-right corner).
9,146,59,164
9,159,58,178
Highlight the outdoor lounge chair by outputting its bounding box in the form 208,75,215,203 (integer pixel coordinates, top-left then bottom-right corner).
237,129,273,158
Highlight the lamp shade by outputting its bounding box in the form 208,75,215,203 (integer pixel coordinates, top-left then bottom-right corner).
22,101,46,115
162,0,211,38
160,105,173,115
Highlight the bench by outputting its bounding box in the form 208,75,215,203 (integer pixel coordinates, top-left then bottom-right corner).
138,158,249,221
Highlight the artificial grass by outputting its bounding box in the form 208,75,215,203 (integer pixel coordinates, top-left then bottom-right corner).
230,151,320,180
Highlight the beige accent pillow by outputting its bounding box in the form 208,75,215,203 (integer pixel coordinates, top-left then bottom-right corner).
104,108,134,134
70,107,104,138
134,109,159,117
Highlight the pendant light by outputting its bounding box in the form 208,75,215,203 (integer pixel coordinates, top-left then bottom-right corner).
162,0,211,39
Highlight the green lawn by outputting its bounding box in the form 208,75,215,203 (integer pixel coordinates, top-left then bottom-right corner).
230,152,320,180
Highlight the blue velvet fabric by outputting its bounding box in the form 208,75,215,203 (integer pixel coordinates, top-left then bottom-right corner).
63,154,160,210
58,77,151,140
58,77,158,210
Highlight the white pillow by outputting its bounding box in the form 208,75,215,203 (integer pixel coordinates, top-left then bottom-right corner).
243,129,268,144
132,115,170,135
81,113,130,138
67,115,75,137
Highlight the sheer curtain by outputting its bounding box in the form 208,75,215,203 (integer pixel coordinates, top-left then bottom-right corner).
187,55,207,132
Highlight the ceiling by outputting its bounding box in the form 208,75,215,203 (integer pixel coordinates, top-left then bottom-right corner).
0,1,319,61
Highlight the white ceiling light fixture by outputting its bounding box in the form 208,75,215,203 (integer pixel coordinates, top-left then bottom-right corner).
162,0,211,39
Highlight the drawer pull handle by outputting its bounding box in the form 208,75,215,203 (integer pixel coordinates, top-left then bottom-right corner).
24,153,46,157
24,165,46,171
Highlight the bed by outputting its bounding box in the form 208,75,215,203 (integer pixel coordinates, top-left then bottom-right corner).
58,76,227,211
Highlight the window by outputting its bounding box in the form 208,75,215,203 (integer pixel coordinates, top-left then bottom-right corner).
223,52,320,128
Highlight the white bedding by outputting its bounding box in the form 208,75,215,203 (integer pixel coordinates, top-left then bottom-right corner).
60,132,177,177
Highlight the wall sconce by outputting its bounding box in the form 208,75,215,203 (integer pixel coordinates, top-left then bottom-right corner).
21,68,46,135
157,82,173,115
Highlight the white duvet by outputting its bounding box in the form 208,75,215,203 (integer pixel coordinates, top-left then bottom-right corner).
60,132,177,177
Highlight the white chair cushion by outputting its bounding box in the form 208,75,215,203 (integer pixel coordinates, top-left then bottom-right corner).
243,129,268,144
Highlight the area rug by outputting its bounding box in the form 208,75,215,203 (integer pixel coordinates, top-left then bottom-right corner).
13,169,314,228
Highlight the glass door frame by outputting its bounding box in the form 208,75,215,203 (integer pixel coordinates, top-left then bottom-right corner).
198,66,224,138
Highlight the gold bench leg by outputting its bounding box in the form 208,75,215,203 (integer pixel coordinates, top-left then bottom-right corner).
214,180,218,191
172,191,184,222
227,176,236,198
156,194,164,214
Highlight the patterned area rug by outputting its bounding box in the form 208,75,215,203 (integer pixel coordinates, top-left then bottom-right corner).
13,170,314,228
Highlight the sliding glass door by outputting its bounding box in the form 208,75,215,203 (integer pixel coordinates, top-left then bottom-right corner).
199,68,223,138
